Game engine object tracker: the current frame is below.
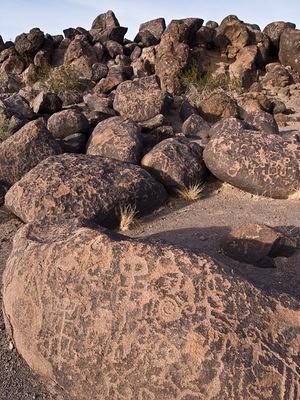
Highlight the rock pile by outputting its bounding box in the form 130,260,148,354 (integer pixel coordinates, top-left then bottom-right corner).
0,9,299,400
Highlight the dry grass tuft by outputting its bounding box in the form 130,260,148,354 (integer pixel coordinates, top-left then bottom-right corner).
177,183,204,201
119,204,137,232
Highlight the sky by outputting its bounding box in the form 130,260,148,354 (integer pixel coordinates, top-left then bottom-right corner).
0,0,299,42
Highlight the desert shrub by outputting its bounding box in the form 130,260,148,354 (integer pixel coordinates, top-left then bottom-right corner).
29,60,82,94
119,204,137,231
181,59,242,98
177,183,204,201
0,115,11,143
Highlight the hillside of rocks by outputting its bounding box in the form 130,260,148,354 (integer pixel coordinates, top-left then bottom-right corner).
0,10,299,400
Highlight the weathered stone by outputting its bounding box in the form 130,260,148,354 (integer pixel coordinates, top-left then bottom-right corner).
207,117,245,138
64,35,97,79
180,100,198,121
229,45,258,88
0,119,61,198
91,62,108,81
105,40,123,58
194,26,216,48
113,75,168,122
4,153,167,226
243,111,279,135
86,116,143,164
279,28,300,74
272,100,287,115
261,63,293,88
141,137,207,192
90,27,128,45
222,224,298,267
138,114,166,131
15,28,45,58
91,10,120,30
182,114,210,139
203,128,299,198
0,94,34,120
263,21,296,54
83,93,113,113
134,30,159,47
198,91,239,123
60,133,87,153
3,218,300,400
31,92,62,114
141,125,174,149
138,18,166,40
215,17,251,57
47,109,89,139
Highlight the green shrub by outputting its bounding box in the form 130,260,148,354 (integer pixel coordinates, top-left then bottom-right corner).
0,116,11,143
30,61,82,94
181,59,242,94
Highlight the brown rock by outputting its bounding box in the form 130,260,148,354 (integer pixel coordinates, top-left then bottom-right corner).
138,18,166,41
199,91,239,123
0,119,62,201
182,114,210,138
113,75,168,122
5,153,167,226
141,137,207,192
261,63,293,88
47,109,89,139
279,28,300,74
263,21,296,54
229,45,258,88
91,10,120,30
31,92,63,114
15,28,45,58
222,224,298,267
203,128,300,199
86,116,143,164
243,111,279,135
2,218,300,400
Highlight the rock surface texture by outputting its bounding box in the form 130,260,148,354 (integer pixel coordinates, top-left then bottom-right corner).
203,129,300,199
4,153,167,227
2,219,300,400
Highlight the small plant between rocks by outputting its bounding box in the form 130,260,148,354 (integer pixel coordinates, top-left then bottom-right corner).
177,183,204,201
29,61,82,94
0,115,11,142
119,204,137,231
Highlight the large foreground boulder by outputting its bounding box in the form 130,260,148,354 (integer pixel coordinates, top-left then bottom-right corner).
113,75,168,122
4,153,167,227
0,119,62,203
2,218,300,400
203,129,300,199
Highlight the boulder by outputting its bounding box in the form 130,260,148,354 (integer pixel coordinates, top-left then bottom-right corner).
279,28,300,74
0,119,61,202
182,114,210,139
47,109,89,139
0,94,34,120
91,10,120,30
138,114,166,132
15,28,45,58
64,35,97,79
198,91,239,123
2,218,300,400
134,31,159,47
138,18,166,41
228,45,258,88
141,137,207,192
222,223,298,267
155,18,203,93
243,111,279,135
203,128,300,199
263,21,296,54
90,27,128,45
31,92,63,114
60,133,87,154
141,125,175,149
86,116,143,164
215,17,251,57
113,75,168,122
261,63,293,88
4,153,167,226
207,117,245,138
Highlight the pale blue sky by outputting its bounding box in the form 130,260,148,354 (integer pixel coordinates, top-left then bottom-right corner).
0,0,299,41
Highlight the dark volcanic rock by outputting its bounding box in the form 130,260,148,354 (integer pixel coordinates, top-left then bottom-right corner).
0,119,62,203
279,28,300,74
15,28,45,58
182,114,211,139
203,129,300,199
47,109,89,139
60,132,87,153
222,224,298,267
243,111,279,135
86,116,143,164
91,10,120,30
138,18,166,41
141,137,207,192
31,92,63,114
208,117,245,138
2,218,300,400
5,153,167,226
199,92,239,123
113,75,168,122
263,21,296,54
